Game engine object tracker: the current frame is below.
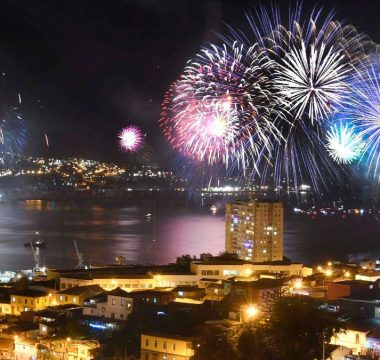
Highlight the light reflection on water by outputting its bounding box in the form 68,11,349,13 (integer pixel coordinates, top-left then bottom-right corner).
0,201,226,270
0,200,379,270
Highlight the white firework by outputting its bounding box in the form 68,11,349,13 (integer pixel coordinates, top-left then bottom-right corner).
275,42,350,123
326,122,363,164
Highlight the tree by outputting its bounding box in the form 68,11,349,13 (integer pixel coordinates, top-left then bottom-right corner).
175,254,195,270
267,295,339,360
192,328,237,360
237,328,273,360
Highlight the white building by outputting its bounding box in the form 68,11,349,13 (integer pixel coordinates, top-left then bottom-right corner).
83,287,133,321
190,257,303,278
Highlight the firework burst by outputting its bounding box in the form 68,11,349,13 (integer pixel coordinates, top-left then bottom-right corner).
337,62,380,180
237,4,373,193
275,42,350,123
0,107,26,157
118,125,144,152
161,42,285,168
326,122,363,164
161,3,377,195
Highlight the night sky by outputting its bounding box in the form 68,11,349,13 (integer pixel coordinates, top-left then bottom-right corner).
0,0,379,165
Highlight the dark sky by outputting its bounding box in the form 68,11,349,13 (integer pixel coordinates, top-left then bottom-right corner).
0,0,379,165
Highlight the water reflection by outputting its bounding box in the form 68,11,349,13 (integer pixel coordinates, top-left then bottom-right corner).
0,201,378,271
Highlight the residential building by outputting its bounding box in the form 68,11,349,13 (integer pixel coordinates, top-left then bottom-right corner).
0,301,12,316
67,340,100,360
356,270,380,282
40,338,100,360
330,322,370,356
225,199,283,262
366,328,380,358
34,308,78,337
129,290,175,305
14,337,39,360
339,290,380,319
141,333,196,360
327,280,374,301
0,337,13,359
83,287,133,321
56,284,103,306
10,289,53,315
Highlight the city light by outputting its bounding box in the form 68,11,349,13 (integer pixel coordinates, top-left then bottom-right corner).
325,269,333,277
294,279,303,289
246,305,259,319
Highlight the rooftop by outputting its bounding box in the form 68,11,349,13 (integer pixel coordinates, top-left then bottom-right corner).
142,331,199,342
55,264,195,280
57,284,103,295
194,256,300,266
340,290,380,302
108,287,130,298
332,280,373,286
11,289,49,298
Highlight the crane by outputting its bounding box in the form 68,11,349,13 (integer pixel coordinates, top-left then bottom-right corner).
74,240,86,269
31,243,42,273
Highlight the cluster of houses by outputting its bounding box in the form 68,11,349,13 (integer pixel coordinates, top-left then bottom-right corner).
0,254,378,359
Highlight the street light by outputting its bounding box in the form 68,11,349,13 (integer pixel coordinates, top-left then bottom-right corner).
294,279,302,289
246,305,258,319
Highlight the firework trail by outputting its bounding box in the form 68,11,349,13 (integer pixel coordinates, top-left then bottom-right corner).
44,133,49,147
118,125,144,152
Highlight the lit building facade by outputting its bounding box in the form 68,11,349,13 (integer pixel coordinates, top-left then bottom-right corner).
141,333,196,360
226,200,283,262
10,289,53,315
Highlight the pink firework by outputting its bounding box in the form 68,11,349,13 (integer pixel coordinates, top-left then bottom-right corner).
118,125,144,152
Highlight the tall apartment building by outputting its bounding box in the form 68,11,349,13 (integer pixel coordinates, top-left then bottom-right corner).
225,199,283,262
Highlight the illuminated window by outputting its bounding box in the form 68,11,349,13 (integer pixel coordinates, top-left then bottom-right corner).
73,297,77,303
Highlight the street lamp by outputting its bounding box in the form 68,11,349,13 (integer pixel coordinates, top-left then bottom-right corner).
246,305,258,319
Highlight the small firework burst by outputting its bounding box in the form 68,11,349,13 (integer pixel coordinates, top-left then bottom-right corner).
326,122,363,164
118,125,144,152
